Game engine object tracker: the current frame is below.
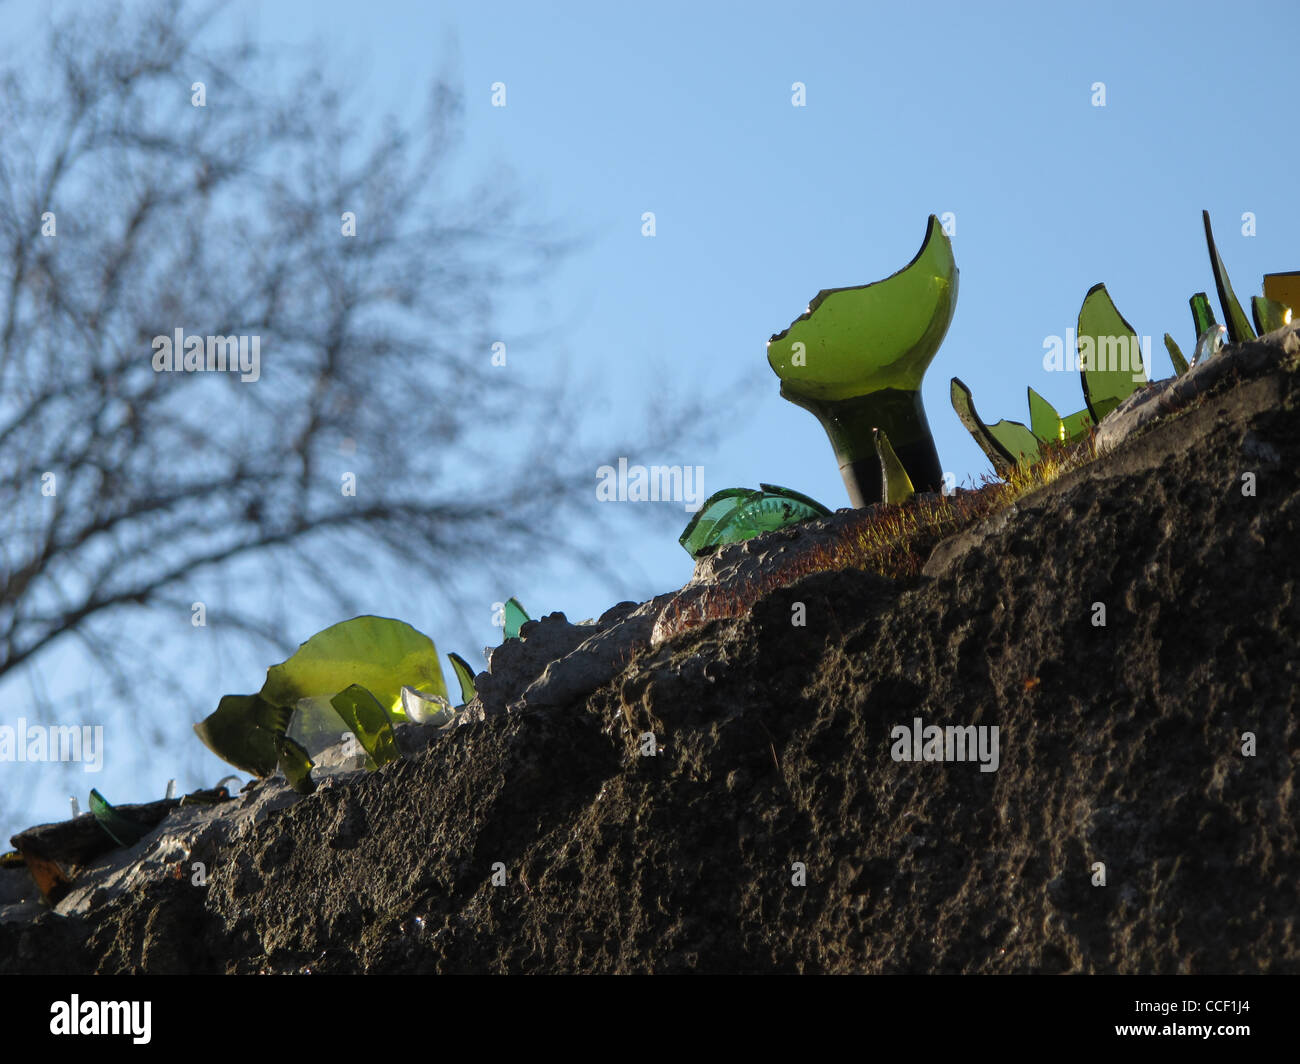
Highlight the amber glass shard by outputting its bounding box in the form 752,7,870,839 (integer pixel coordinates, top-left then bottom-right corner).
1262,272,1300,318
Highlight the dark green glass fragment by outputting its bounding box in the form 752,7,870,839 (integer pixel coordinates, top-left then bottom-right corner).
874,429,915,505
449,652,477,704
767,215,956,506
276,736,316,794
1202,211,1256,344
1078,283,1146,423
678,485,830,558
1190,292,1218,340
88,789,157,848
1252,296,1290,335
504,598,529,640
1164,333,1189,376
329,684,400,769
950,378,1039,473
193,693,293,778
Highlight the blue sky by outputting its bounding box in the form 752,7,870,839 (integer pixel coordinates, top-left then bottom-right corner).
284,0,1291,612
4,0,1296,838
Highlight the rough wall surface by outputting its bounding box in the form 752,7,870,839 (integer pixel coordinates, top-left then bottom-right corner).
3,344,1297,974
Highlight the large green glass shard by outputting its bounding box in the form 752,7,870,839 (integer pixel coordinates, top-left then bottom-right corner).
1190,292,1218,340
503,597,530,640
678,485,830,558
1078,283,1146,423
767,215,956,506
194,693,293,777
873,429,915,505
1263,272,1300,318
329,684,400,769
88,789,157,848
1202,211,1256,344
448,652,477,704
1027,387,1063,443
950,378,1039,472
1252,296,1291,335
1164,334,1189,377
263,615,448,728
197,616,447,777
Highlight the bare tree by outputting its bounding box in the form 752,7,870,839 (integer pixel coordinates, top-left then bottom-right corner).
0,0,720,829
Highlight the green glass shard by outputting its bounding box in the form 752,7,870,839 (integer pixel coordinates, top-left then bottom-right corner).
952,377,1013,472
448,652,477,704
767,215,956,506
1059,407,1095,442
1202,211,1255,344
503,597,530,640
1252,296,1291,335
950,378,1039,473
1027,387,1064,443
194,693,293,778
1190,292,1218,340
677,489,755,557
757,483,833,515
275,736,316,794
988,421,1041,467
873,429,915,505
329,685,400,769
197,616,448,777
1078,283,1146,423
264,615,448,732
678,485,830,558
724,485,829,538
88,789,156,848
1164,334,1189,377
